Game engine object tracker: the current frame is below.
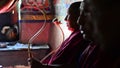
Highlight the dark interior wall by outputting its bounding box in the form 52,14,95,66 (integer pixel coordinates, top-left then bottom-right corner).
0,12,12,30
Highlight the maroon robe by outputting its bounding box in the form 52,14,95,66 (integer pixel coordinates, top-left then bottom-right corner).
78,42,100,68
42,30,90,66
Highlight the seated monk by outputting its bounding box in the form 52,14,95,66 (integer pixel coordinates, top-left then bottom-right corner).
30,1,91,68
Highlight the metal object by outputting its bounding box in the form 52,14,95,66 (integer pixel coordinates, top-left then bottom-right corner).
0,0,18,13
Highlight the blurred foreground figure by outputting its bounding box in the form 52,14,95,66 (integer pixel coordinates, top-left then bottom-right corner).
79,0,120,68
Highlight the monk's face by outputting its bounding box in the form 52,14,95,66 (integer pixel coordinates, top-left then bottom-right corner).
64,2,80,31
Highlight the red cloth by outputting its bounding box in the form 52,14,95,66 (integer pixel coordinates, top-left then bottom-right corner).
78,42,100,68
42,30,90,66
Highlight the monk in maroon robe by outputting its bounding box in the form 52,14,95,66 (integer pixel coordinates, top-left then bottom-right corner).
41,1,90,67
31,1,91,68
